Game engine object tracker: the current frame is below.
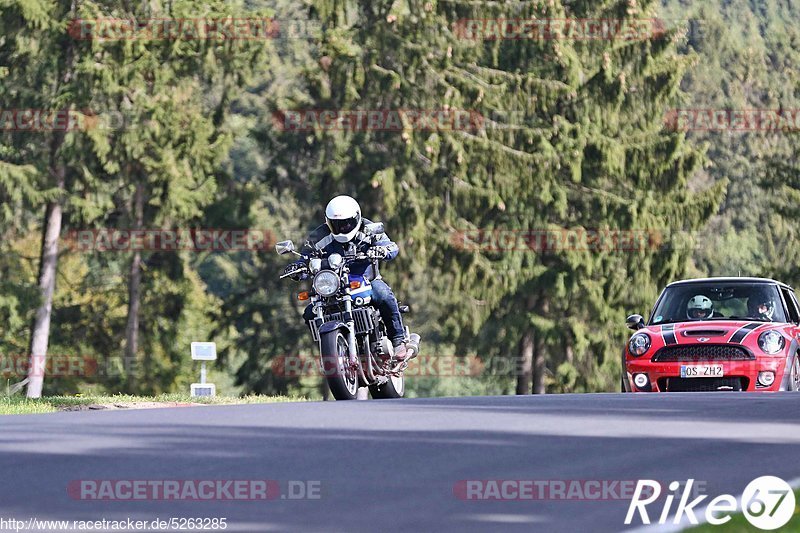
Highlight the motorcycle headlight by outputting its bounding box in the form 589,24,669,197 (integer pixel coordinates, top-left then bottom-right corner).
312,271,340,297
758,330,785,354
628,333,651,357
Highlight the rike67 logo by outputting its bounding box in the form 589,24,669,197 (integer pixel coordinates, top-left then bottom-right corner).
625,476,796,530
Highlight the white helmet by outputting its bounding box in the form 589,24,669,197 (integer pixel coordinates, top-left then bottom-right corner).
687,295,713,320
325,195,362,243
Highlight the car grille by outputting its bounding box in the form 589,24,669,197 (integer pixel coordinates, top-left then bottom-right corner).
651,344,754,362
310,307,376,342
661,377,746,392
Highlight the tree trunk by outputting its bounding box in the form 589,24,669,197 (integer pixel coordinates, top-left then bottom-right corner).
532,299,550,394
25,0,79,398
321,377,330,401
516,329,534,395
532,337,546,394
516,294,537,395
26,188,64,398
124,181,144,392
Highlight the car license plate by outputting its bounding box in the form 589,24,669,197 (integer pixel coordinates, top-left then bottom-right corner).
680,364,724,378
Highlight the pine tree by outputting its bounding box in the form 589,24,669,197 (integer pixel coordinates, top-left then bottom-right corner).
664,0,800,279
296,0,723,394
0,0,94,397
63,0,266,392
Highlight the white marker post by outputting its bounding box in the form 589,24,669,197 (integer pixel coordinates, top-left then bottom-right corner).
190,342,217,398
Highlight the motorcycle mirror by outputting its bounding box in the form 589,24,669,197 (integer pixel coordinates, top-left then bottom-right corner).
626,314,645,330
363,222,385,236
275,240,295,255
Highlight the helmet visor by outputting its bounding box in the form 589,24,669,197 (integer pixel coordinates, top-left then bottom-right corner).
328,216,359,236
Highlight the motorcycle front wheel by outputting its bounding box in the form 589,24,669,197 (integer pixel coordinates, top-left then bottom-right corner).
320,331,359,400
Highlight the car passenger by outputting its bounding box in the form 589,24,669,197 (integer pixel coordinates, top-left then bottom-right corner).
686,295,714,320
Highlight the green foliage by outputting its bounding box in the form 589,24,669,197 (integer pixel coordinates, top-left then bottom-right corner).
0,0,792,397
663,0,800,281
277,0,721,394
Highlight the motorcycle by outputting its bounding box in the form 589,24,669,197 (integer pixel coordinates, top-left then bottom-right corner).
276,222,420,400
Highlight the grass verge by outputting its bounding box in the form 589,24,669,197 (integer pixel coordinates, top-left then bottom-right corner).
0,393,307,415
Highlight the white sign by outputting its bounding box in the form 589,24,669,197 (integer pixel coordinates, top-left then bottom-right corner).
191,342,217,361
190,383,216,397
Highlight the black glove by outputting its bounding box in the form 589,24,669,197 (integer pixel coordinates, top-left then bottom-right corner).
366,246,389,260
283,262,307,281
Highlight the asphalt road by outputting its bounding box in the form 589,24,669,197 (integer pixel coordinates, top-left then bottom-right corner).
2,393,800,533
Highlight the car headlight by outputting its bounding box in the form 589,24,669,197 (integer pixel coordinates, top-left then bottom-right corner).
628,333,651,357
312,271,340,297
758,330,785,354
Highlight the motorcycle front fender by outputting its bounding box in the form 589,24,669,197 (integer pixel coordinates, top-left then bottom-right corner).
318,321,351,336
318,321,365,386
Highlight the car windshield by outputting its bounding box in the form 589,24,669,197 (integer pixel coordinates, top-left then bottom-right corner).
650,282,787,325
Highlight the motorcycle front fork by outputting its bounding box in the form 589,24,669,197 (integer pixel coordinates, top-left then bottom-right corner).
343,297,358,365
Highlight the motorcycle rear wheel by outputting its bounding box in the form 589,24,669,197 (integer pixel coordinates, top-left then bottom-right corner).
369,373,405,399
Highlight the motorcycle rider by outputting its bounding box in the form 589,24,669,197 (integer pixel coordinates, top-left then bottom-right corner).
284,195,411,361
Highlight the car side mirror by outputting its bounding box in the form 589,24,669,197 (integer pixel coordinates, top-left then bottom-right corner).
626,314,645,330
363,222,385,236
275,240,295,255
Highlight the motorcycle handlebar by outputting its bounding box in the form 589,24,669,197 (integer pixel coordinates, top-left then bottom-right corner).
279,266,308,279
279,252,372,279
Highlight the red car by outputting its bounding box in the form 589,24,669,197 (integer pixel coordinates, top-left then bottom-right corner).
623,277,800,392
